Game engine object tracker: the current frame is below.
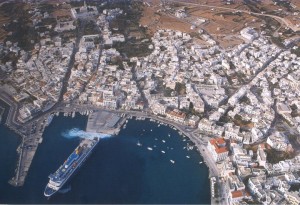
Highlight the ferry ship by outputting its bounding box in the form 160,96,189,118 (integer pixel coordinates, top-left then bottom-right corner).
44,138,99,197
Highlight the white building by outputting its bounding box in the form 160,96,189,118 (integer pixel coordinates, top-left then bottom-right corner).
207,137,229,162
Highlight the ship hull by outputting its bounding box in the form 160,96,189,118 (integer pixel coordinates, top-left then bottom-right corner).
44,185,57,197
44,138,99,197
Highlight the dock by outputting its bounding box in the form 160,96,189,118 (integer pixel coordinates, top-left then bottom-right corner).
86,110,126,135
8,115,48,186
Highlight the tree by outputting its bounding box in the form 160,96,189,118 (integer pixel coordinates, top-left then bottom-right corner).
175,82,186,95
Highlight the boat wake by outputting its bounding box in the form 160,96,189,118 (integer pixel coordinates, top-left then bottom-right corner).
62,128,111,140
58,185,71,194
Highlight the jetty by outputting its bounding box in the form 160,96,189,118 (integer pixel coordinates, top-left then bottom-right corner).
8,115,48,186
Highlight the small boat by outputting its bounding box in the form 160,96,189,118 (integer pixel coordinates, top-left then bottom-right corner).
168,134,171,137
137,141,142,146
147,147,153,151
199,161,203,164
46,114,54,126
154,145,157,148
162,140,166,143
161,150,165,154
186,156,190,159
170,147,174,150
155,138,158,141
150,129,153,131
187,144,194,150
170,160,175,164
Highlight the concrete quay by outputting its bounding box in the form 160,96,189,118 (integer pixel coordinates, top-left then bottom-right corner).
86,110,126,135
9,116,48,186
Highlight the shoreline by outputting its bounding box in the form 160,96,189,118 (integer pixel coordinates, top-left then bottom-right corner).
1,101,218,203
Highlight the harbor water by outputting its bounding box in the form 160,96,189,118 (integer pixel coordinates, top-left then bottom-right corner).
0,106,210,204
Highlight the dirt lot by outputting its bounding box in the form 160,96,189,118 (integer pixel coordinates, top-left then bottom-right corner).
52,3,72,19
140,1,192,35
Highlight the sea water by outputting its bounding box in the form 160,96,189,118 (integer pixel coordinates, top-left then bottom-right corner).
0,109,210,204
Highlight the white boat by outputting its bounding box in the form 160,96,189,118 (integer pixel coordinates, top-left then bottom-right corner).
186,156,190,159
147,147,153,151
162,140,166,143
155,138,158,141
154,145,157,148
137,141,142,146
170,160,175,164
187,144,194,150
199,161,203,164
46,114,54,126
161,150,165,154
168,134,171,137
150,129,153,132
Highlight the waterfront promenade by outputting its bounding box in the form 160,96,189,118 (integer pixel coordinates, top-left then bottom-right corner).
0,97,224,202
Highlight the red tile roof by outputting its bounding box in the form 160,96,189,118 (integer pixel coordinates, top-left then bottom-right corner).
209,138,228,154
231,190,243,198
167,110,186,119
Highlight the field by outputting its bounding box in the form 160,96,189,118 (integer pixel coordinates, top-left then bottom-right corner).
140,0,191,35
140,0,300,49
